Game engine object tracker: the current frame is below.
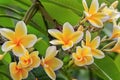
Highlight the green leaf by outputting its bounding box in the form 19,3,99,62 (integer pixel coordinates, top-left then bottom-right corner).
90,56,120,80
34,40,49,56
2,53,11,64
41,0,83,16
0,64,12,80
0,9,14,28
0,74,9,80
41,1,80,25
24,72,36,80
114,54,120,71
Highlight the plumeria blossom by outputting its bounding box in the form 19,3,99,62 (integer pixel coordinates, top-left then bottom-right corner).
72,46,93,66
110,21,120,39
82,0,107,28
100,1,120,22
82,31,105,59
19,51,40,71
104,38,120,53
10,62,28,80
0,21,37,57
41,46,63,80
48,22,83,50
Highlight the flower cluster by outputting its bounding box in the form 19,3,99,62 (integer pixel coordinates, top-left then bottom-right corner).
0,21,63,80
0,0,120,80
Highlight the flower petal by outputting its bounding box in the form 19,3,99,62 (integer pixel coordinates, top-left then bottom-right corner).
88,18,103,28
86,31,91,46
0,28,15,40
44,67,56,80
45,46,58,60
94,12,109,22
69,31,83,44
111,38,120,53
91,36,100,48
10,62,22,80
21,68,28,79
110,26,120,39
15,21,27,38
62,41,73,51
92,49,105,59
22,34,37,48
30,51,41,68
74,56,93,66
50,40,63,45
48,29,62,40
76,46,82,55
45,58,63,71
12,44,26,57
82,0,88,12
89,0,99,14
110,1,118,8
63,22,74,36
82,46,92,56
2,41,15,52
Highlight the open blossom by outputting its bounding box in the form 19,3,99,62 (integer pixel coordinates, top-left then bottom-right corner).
110,21,120,39
48,22,83,50
0,21,37,57
82,0,107,28
41,46,63,80
100,1,120,22
10,62,28,80
82,31,105,59
72,46,93,66
19,51,40,71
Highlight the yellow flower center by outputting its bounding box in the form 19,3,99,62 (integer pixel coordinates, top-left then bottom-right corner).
62,38,70,45
15,66,23,73
13,39,22,46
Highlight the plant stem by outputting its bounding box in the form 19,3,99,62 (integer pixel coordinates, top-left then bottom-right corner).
22,1,39,24
38,0,61,28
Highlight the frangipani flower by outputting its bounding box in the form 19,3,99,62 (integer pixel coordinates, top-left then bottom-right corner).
0,21,37,57
48,22,83,50
110,22,120,39
82,0,107,28
82,31,105,59
104,38,120,53
41,46,63,80
72,46,93,66
100,1,120,22
19,51,40,71
10,62,28,80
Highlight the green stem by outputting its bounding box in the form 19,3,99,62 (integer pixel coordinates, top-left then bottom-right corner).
38,0,61,28
101,41,116,50
22,2,39,24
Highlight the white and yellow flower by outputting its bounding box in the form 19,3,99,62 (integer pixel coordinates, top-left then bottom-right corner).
100,1,120,22
82,31,105,59
19,51,40,71
10,62,28,80
72,46,93,66
48,22,83,50
41,46,63,80
0,21,37,57
82,0,107,28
